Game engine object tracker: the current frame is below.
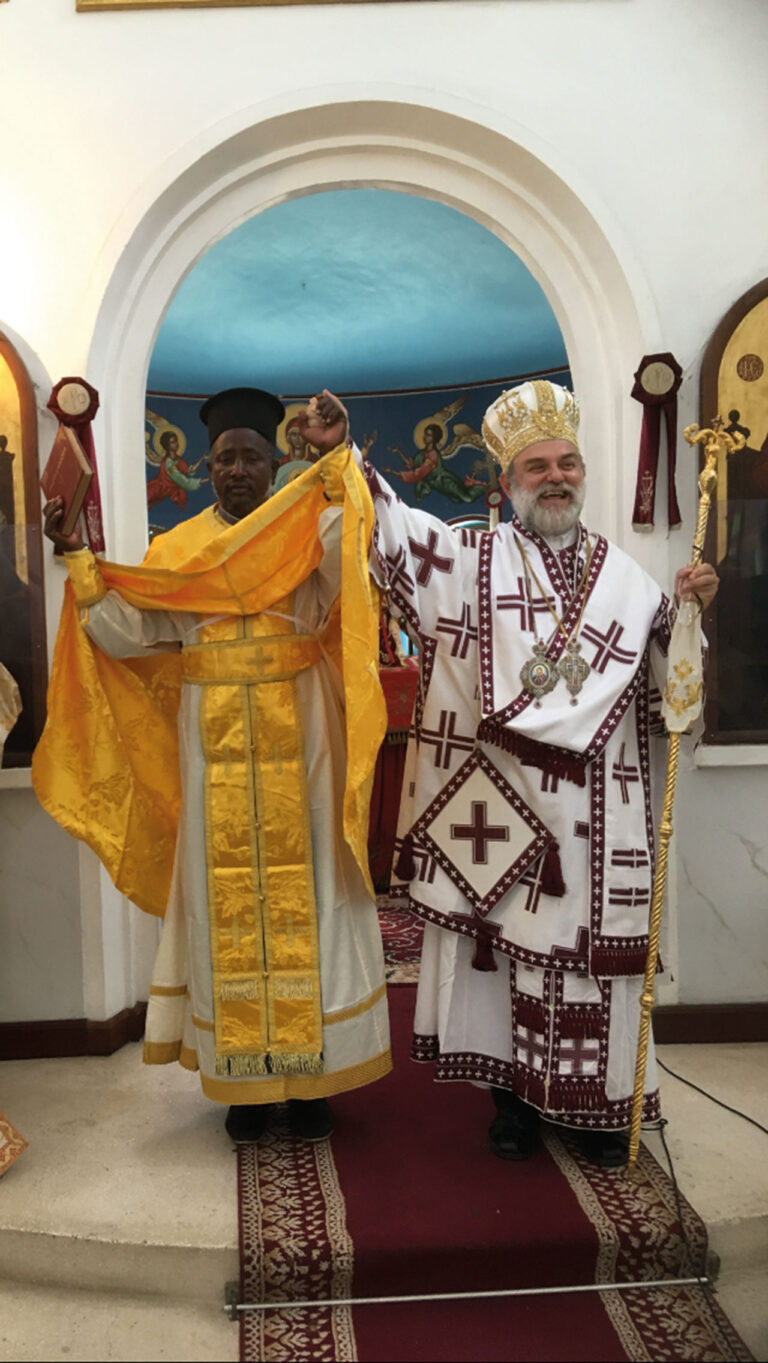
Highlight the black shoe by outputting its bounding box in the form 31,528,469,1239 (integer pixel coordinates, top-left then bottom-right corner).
288,1098,335,1142
575,1129,629,1169
488,1088,540,1161
225,1103,275,1144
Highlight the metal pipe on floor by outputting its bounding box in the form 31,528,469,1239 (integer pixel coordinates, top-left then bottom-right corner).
224,1275,709,1317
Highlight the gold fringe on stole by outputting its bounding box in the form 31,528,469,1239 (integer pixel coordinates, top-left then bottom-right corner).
213,1051,324,1078
272,1053,325,1076
215,1053,271,1078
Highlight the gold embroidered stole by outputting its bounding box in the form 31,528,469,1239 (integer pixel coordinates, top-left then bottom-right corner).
187,608,323,1076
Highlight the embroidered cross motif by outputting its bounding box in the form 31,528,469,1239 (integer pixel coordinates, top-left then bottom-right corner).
581,619,636,672
608,886,651,907
519,863,544,914
552,926,589,962
385,547,416,596
450,801,510,864
408,529,454,586
611,848,650,869
435,603,478,659
412,845,437,883
558,1037,600,1075
497,576,556,632
611,742,640,803
366,467,392,506
419,709,475,769
515,1026,548,1071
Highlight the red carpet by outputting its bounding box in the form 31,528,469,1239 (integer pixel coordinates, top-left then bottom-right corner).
238,988,752,1362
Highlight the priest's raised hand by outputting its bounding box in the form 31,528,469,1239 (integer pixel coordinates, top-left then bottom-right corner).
296,389,350,454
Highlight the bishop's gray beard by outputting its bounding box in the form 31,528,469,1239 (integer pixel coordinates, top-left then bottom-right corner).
508,480,586,537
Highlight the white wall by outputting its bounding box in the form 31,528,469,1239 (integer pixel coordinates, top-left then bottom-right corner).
1,0,766,1018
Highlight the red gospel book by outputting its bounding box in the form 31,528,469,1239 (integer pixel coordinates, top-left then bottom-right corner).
40,424,93,537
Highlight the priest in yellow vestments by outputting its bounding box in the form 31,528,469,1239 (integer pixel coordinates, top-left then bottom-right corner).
35,388,391,1144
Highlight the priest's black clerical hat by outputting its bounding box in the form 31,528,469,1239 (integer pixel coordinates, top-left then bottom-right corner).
199,387,286,446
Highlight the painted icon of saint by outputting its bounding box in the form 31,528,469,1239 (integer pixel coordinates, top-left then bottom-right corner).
145,411,209,510
384,399,498,504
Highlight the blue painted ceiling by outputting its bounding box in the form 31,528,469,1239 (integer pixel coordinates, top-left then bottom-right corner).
148,189,568,396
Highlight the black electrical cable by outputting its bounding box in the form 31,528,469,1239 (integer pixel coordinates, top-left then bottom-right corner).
657,1058,768,1137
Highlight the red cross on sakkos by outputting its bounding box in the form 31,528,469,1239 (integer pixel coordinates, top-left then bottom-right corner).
497,577,556,632
435,602,479,659
580,619,636,673
408,529,454,586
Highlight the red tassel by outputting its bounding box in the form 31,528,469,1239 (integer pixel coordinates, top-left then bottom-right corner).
472,933,499,972
540,842,566,898
394,834,416,881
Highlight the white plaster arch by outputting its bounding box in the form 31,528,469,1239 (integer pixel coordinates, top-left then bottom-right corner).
87,90,662,577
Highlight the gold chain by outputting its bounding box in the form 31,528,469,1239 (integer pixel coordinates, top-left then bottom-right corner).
514,533,593,647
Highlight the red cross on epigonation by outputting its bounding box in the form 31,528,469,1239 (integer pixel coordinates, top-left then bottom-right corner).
581,620,636,673
385,546,416,596
419,709,475,769
516,1027,549,1071
435,602,479,659
497,577,557,632
559,1037,600,1074
450,801,510,864
611,742,640,804
408,529,455,586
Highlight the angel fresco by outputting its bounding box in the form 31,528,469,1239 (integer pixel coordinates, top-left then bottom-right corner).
145,410,209,510
384,398,499,505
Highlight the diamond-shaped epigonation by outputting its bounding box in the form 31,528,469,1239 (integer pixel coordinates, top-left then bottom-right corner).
409,749,553,915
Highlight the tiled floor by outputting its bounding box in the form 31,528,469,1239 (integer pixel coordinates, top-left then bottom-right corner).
0,1039,766,1362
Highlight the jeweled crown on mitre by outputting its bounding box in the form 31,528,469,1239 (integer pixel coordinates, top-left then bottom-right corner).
482,380,580,471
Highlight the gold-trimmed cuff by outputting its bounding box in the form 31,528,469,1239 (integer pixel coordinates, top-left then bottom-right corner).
65,548,107,608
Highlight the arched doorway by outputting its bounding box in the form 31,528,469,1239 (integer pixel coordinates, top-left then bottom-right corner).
86,94,659,570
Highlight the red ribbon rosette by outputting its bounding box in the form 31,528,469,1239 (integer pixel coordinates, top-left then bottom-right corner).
630,353,682,532
47,378,105,553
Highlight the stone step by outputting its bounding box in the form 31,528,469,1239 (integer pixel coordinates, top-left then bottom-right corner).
0,1225,237,1304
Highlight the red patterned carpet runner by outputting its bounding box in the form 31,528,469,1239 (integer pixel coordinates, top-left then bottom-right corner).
377,894,424,983
238,989,752,1363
